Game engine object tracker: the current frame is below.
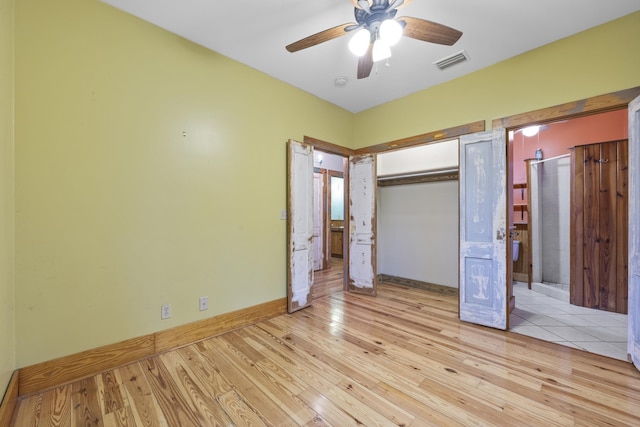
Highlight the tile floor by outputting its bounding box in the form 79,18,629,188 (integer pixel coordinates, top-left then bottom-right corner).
511,282,628,361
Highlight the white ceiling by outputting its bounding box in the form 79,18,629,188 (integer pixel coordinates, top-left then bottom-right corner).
100,0,640,113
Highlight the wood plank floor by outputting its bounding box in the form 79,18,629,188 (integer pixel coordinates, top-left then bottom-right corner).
312,258,345,299
12,282,640,426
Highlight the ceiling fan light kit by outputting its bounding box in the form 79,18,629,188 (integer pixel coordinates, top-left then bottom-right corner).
379,19,403,45
348,28,372,56
286,0,463,79
372,39,392,62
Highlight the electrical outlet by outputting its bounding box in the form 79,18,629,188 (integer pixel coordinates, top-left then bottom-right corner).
280,210,287,220
199,296,209,311
161,304,171,319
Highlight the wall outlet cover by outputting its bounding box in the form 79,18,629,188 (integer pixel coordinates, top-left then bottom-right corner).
199,296,209,311
161,304,171,319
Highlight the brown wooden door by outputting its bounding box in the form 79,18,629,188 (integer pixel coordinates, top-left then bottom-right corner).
570,139,628,314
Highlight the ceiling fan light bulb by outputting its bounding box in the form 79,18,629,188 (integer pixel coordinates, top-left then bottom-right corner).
349,29,371,56
372,40,391,62
380,19,402,46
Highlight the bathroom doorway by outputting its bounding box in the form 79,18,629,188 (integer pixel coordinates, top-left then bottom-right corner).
509,109,630,360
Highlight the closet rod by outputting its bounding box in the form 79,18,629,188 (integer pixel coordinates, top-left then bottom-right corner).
377,167,458,181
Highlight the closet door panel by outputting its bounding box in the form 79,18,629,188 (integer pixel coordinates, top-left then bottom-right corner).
570,147,584,307
616,141,629,313
571,139,628,314
599,142,618,311
583,144,599,309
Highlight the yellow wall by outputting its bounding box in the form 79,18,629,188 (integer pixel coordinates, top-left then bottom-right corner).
14,0,354,367
0,0,15,398
354,11,640,148
9,0,640,373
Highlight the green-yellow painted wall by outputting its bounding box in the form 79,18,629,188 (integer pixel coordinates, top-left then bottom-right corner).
8,0,640,373
14,0,354,367
0,0,15,399
354,11,640,148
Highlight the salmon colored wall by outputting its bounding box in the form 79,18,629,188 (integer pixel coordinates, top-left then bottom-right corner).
512,109,628,184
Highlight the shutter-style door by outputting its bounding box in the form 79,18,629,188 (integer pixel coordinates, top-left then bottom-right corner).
628,95,640,367
312,172,325,271
287,140,314,312
459,130,508,329
348,154,377,295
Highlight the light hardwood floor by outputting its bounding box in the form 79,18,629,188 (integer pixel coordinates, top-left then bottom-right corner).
312,257,345,299
11,280,640,426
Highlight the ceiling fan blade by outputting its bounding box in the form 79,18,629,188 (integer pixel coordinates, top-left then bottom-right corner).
357,43,374,79
401,16,462,46
286,23,355,52
386,0,412,12
350,0,372,10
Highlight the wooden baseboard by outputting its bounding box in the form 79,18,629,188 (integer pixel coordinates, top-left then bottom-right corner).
155,298,287,353
513,273,528,282
379,274,459,297
18,297,286,397
0,371,19,426
19,335,155,397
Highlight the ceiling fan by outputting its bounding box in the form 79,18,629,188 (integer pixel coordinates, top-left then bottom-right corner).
286,0,463,79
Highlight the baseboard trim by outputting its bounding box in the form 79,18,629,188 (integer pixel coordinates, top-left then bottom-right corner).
19,334,155,397
154,298,287,353
379,274,459,297
18,297,287,397
513,273,528,282
0,371,19,426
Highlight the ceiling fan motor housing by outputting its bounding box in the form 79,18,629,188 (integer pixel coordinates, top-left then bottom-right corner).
355,2,399,38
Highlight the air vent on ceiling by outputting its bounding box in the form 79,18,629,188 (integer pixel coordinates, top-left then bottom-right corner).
434,50,469,70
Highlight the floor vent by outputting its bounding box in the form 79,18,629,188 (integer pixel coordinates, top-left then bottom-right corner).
434,50,469,70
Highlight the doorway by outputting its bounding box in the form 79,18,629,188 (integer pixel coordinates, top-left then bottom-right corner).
507,108,630,360
312,150,347,298
376,139,460,290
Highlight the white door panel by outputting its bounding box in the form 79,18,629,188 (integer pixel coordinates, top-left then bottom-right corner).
459,130,508,329
313,172,324,271
628,95,640,368
348,154,377,295
287,140,314,312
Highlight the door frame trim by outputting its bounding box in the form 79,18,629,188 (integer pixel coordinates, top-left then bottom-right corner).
492,87,640,130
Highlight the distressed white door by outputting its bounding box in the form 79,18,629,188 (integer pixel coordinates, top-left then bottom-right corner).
628,95,640,367
312,172,325,271
287,140,314,312
459,129,508,329
348,154,377,295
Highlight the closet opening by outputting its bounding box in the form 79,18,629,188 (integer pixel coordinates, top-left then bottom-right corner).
376,139,459,295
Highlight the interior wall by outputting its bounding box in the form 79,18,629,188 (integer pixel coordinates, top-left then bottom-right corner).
14,0,354,367
0,0,15,398
354,12,640,148
377,181,458,288
9,2,640,372
512,109,628,185
539,157,571,285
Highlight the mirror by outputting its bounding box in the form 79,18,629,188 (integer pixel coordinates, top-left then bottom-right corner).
330,176,344,220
